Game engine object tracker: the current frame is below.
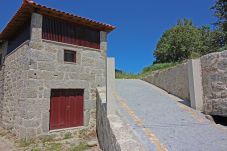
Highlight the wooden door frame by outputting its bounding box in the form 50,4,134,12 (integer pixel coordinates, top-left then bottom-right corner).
49,88,84,131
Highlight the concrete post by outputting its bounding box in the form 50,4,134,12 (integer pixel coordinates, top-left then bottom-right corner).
188,59,204,111
107,58,116,115
30,13,43,42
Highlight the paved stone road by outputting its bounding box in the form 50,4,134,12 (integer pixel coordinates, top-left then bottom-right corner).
115,79,227,151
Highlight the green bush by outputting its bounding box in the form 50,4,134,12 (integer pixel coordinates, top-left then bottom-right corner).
154,19,223,63
142,62,179,74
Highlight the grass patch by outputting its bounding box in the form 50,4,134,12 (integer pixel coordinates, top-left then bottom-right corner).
31,148,41,151
116,62,179,79
115,71,140,79
78,129,87,138
18,139,35,147
64,132,73,139
78,129,96,139
68,143,89,151
39,135,55,143
46,143,62,151
141,62,179,75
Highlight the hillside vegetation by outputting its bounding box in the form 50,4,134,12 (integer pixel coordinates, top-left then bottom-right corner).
116,62,179,79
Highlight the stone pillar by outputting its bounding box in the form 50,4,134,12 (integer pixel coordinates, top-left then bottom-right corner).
30,13,43,49
30,13,42,41
188,59,204,111
1,41,8,65
100,31,107,58
107,58,116,115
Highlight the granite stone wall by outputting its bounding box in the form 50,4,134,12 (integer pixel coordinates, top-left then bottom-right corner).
1,40,105,138
201,50,227,116
25,40,105,138
143,62,190,101
0,69,4,124
1,41,30,136
0,12,107,138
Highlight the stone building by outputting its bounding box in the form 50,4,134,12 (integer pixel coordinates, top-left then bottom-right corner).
0,0,115,138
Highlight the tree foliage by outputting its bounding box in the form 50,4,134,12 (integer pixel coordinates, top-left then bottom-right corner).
211,0,227,30
211,0,227,47
154,19,220,63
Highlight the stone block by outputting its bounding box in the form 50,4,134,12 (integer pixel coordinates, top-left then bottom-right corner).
68,73,92,80
29,41,44,50
43,89,51,98
28,70,39,79
82,57,95,66
57,64,82,72
25,88,37,98
18,126,27,139
38,62,56,71
23,119,40,128
42,112,49,133
26,128,37,138
25,80,43,88
30,49,56,61
84,110,90,126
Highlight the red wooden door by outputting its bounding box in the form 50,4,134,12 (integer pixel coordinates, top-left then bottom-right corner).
50,89,84,130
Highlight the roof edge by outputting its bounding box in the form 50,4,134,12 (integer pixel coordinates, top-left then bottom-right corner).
0,0,116,40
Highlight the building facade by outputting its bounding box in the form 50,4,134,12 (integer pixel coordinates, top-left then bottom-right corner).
0,0,115,138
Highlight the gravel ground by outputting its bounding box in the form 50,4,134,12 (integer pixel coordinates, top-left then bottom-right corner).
115,79,227,151
0,126,101,151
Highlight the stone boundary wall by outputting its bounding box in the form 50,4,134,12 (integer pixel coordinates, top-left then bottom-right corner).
143,50,227,116
0,69,4,124
96,87,145,151
201,50,227,116
143,62,190,101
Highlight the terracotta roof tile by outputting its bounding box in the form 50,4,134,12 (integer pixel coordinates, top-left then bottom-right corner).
0,0,115,40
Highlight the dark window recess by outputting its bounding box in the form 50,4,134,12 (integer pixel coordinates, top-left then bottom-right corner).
64,50,76,63
7,21,31,54
42,16,100,49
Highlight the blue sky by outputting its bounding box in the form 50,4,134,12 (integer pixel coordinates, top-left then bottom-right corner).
0,0,217,73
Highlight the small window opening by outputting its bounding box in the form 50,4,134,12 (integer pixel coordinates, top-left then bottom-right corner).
64,50,76,63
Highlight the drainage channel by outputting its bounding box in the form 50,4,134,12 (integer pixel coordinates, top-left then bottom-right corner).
212,115,227,126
